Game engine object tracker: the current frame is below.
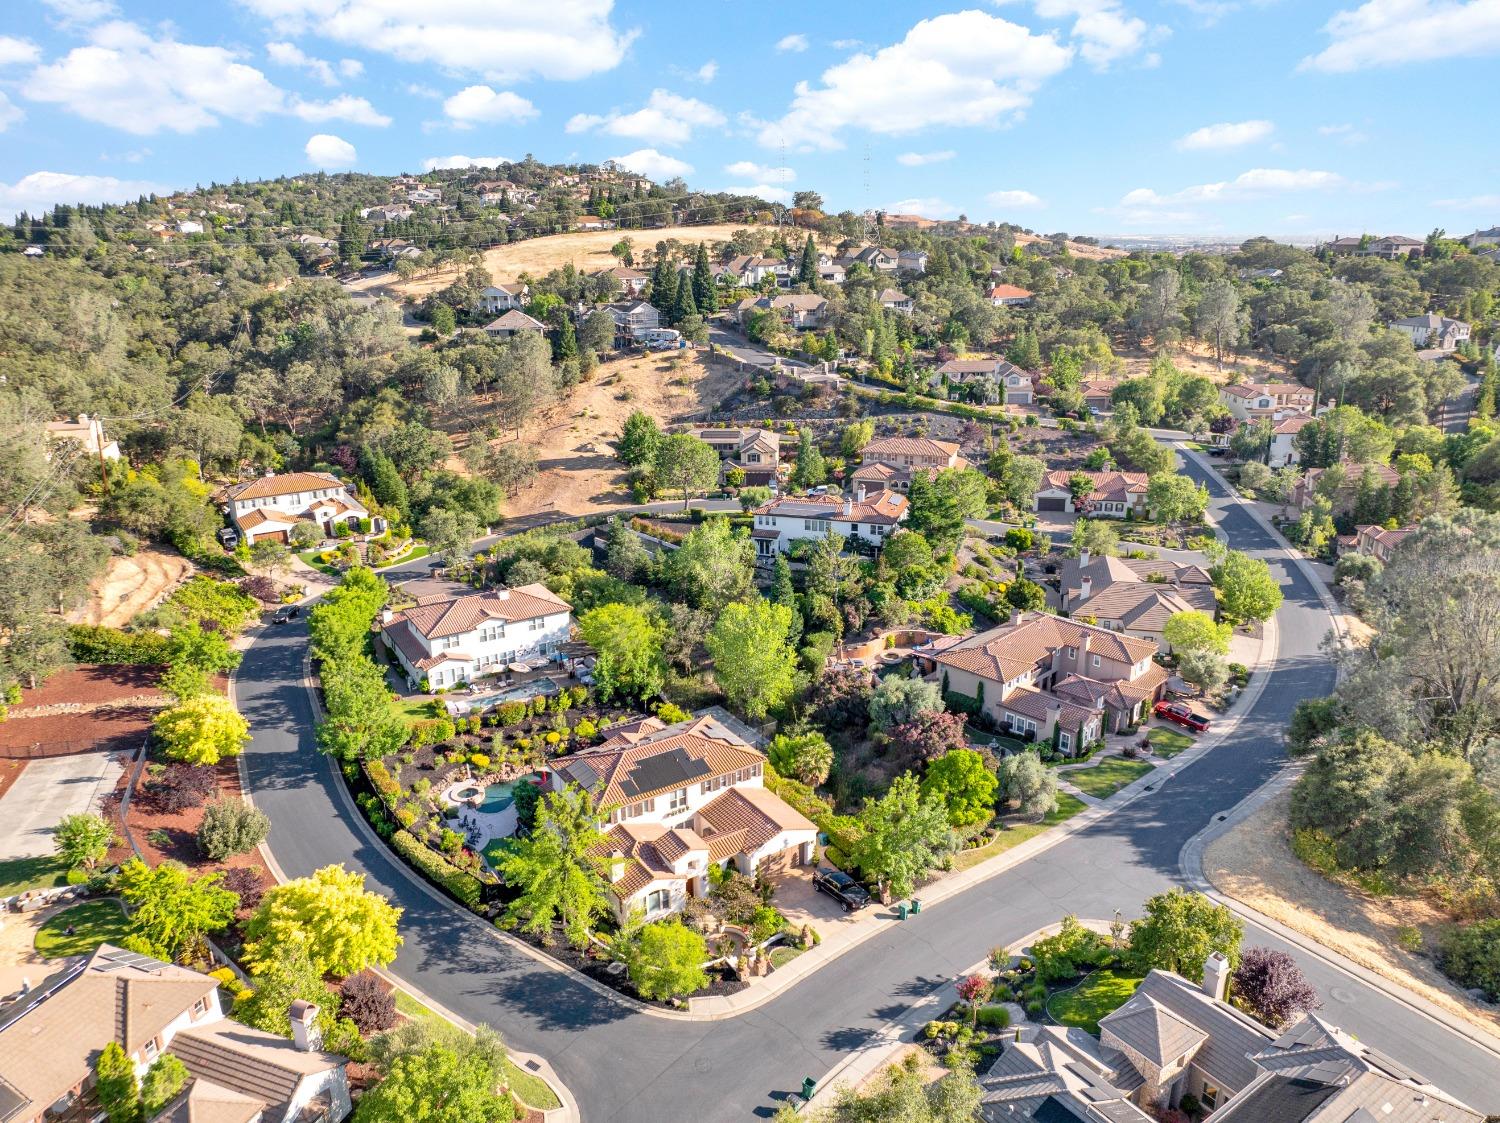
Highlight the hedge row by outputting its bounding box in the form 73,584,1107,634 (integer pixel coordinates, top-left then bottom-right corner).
67,624,171,665
390,829,483,910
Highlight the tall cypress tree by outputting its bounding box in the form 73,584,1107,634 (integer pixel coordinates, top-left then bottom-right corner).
648,252,678,314
797,233,818,285
670,273,698,325
691,242,717,313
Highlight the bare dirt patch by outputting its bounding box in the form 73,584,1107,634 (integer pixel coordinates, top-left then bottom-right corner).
1116,339,1294,387
1013,232,1125,262
1204,789,1500,1035
67,548,192,629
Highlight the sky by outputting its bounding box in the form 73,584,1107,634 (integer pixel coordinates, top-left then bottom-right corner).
1,0,1498,238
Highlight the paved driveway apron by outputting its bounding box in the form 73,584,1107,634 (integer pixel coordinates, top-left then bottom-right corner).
0,751,124,858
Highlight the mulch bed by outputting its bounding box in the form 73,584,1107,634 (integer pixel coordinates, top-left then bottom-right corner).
0,707,156,758
0,759,26,802
14,664,163,707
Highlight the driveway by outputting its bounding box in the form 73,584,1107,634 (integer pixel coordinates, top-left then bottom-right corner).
772,867,862,932
0,752,125,858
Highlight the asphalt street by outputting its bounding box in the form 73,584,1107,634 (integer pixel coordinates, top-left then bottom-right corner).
236,456,1500,1120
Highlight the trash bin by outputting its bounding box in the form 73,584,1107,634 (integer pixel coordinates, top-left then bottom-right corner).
801,1077,817,1101
898,902,909,920
911,898,922,914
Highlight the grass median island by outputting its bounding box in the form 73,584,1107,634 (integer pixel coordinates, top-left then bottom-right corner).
1066,759,1154,800
953,793,1087,872
34,899,131,959
1046,967,1143,1034
0,854,71,898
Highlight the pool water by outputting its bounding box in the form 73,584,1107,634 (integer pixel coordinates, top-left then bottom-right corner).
478,780,517,814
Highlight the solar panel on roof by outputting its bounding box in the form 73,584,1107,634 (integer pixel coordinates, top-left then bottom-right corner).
620,748,712,798
0,1076,28,1123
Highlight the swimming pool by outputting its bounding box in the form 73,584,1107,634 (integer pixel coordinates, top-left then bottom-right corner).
477,780,517,814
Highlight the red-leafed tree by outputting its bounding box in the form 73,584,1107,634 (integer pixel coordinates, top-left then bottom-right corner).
957,973,991,1024
1232,946,1321,1028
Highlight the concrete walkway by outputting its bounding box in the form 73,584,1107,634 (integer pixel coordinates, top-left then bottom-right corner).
0,751,125,858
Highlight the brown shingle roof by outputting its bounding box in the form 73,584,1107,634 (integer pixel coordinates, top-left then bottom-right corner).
555,714,766,807
933,612,1158,684
222,471,349,502
170,1019,340,1120
389,583,571,640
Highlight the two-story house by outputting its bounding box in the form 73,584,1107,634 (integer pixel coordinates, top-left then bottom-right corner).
1217,381,1315,422
1327,234,1425,260
851,435,967,492
749,487,909,558
878,288,914,314
605,300,662,341
1388,313,1471,351
381,585,574,689
842,246,899,273
218,472,371,547
923,611,1168,747
1290,462,1400,513
1055,549,1217,649
723,254,789,287
1033,469,1149,518
1267,413,1314,467
477,283,528,314
897,248,928,275
593,266,648,297
44,413,121,462
483,309,547,339
550,710,817,923
1346,522,1416,563
770,293,829,329
0,944,351,1123
688,427,782,487
934,358,1034,404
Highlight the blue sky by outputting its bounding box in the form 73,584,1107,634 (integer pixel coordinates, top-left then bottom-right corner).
2,0,1498,237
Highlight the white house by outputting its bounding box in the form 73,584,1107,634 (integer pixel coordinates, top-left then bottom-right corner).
606,299,662,341
844,246,899,273
987,284,1034,307
594,266,648,296
1217,381,1315,422
1268,413,1313,467
0,944,351,1123
219,471,370,546
1388,313,1471,351
750,487,908,558
1034,469,1149,518
381,585,574,689
878,288,914,314
551,711,817,923
477,283,528,314
897,248,928,275
175,220,204,235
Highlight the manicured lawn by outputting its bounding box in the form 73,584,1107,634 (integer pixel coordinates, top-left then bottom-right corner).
953,793,1086,871
392,990,560,1110
34,899,131,959
296,550,341,577
1047,968,1143,1034
0,854,70,898
769,944,805,969
1147,726,1195,756
1066,759,1154,800
481,837,519,870
392,695,440,722
375,544,430,569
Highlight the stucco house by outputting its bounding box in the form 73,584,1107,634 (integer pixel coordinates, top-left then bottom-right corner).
0,944,351,1123
1033,469,1149,518
44,413,121,461
1268,413,1314,467
878,288,913,314
770,292,829,329
593,266,647,296
477,283,528,313
987,283,1035,308
550,711,817,923
1218,381,1315,422
688,427,782,487
850,435,967,493
1347,523,1416,563
923,610,1169,747
1056,550,1217,649
749,487,908,558
218,471,370,547
934,358,1035,404
1290,462,1400,513
381,585,574,689
1388,313,1470,351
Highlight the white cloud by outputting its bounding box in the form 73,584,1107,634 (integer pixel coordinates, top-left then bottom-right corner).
423,154,510,171
338,58,363,79
304,133,356,169
0,170,170,221
291,94,391,127
267,40,337,85
1033,0,1160,69
897,150,956,166
725,160,794,181
759,10,1074,150
1434,193,1500,208
0,36,41,67
0,93,23,132
39,0,118,23
406,83,441,99
723,184,791,204
887,197,959,219
1318,122,1368,144
776,33,810,52
1302,0,1500,71
443,85,539,127
987,188,1044,208
694,60,717,82
1175,119,1274,150
1121,167,1346,207
235,0,637,82
608,148,692,179
565,89,724,146
830,38,866,49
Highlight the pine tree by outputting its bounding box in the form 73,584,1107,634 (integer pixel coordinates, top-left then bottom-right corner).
338,210,367,265
670,272,698,325
648,252,678,314
691,242,717,313
797,233,818,285
1007,329,1042,370
554,316,578,361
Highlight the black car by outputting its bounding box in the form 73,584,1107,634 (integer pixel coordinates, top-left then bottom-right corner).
271,607,292,624
812,867,870,911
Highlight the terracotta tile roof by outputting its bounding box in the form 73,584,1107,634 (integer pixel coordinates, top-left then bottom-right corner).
999,685,1098,730
389,583,571,640
933,612,1158,684
694,786,816,856
988,284,1034,300
863,435,961,461
234,509,298,531
600,822,703,899
222,471,349,502
752,489,909,526
555,714,766,807
1272,414,1315,434
850,461,899,481
1040,469,1149,504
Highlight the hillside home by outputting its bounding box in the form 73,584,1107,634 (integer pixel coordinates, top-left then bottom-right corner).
359,203,412,222
406,187,442,204
770,292,829,329
1080,379,1120,413
878,288,913,314
1347,523,1416,563
897,249,929,275
574,216,614,230
1326,234,1425,259
1218,381,1315,422
817,260,847,284
1268,413,1314,467
219,471,370,546
1033,469,1149,518
550,711,817,923
853,436,967,491
477,283,528,313
1467,226,1500,248
935,358,1035,404
1056,550,1217,649
483,309,547,339
0,944,351,1123
381,584,574,689
979,955,1482,1122
606,300,661,340
750,487,908,558
923,611,1167,745
987,283,1035,308
844,246,899,273
1388,313,1471,351
43,413,121,462
724,254,789,287
594,265,647,296
688,427,782,487
1290,462,1401,513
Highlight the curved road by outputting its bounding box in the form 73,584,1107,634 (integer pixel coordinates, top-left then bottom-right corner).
236,458,1500,1120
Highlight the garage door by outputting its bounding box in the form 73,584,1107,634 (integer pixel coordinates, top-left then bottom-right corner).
1037,496,1068,511
1006,391,1031,404
759,845,802,876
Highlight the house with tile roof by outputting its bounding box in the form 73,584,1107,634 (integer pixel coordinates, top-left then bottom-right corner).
922,611,1168,748
1268,413,1315,467
1290,462,1401,514
1218,381,1316,422
749,487,909,559
551,711,817,922
217,472,370,547
850,435,968,492
1080,378,1121,414
1346,523,1416,564
1033,469,1150,518
380,584,574,690
987,283,1035,308
981,952,1482,1122
934,358,1035,405
688,427,782,488
0,945,350,1123
1055,549,1217,649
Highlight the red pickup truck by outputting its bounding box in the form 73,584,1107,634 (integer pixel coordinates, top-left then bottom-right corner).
1154,701,1211,733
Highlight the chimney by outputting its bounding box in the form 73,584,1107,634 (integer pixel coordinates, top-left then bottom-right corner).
843,497,853,517
1079,548,1091,567
609,849,626,883
496,589,509,600
1008,608,1021,627
379,608,393,626
289,999,322,1051
1202,951,1230,1003
856,483,867,503
1079,575,1092,602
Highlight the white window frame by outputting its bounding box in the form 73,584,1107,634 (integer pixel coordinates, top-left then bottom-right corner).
645,888,671,914
668,788,688,813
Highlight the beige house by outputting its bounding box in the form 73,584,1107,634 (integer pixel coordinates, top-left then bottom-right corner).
1290,462,1400,513
934,358,1034,405
749,488,909,557
1218,381,1315,422
0,945,351,1123
483,309,547,338
1034,469,1149,518
688,427,782,487
550,711,818,923
1056,551,1217,649
381,585,574,690
218,471,370,547
1346,523,1416,563
44,414,121,462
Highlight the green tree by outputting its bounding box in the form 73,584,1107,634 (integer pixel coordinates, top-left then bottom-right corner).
578,602,667,702
197,799,272,860
791,429,827,491
624,918,710,1001
851,773,955,899
706,599,799,720
1005,578,1047,611
1128,888,1242,977
1194,279,1242,369
996,752,1057,820
841,419,875,458
355,1034,516,1123
54,811,115,870
1146,473,1209,523
236,932,333,1033
653,433,720,509
119,858,238,963
869,675,943,731
820,1052,982,1123
796,233,818,286
999,454,1045,508
1007,328,1042,371
1161,610,1231,656
496,785,609,948
338,209,368,265
692,241,718,313
95,1041,141,1123
1211,548,1283,623
921,749,998,828
140,1054,190,1118
616,410,662,467
319,655,411,762
768,730,835,787
419,505,482,563
153,694,250,765
664,518,755,612
244,864,403,978
905,472,964,554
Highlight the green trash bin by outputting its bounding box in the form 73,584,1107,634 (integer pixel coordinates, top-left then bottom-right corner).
911,898,922,914
898,902,909,920
801,1077,817,1101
